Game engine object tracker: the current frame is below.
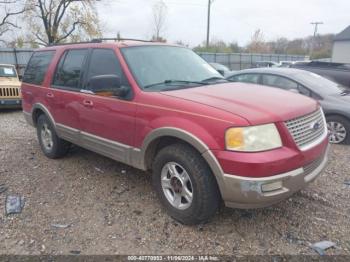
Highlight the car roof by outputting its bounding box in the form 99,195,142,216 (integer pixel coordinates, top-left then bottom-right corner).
228,67,307,77
36,40,179,52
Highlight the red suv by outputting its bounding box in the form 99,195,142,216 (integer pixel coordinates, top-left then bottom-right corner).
21,40,329,225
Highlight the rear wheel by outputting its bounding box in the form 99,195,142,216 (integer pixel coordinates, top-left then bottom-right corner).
37,114,70,158
152,143,221,225
326,115,350,145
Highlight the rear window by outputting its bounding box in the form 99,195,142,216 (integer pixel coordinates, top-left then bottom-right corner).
22,51,55,85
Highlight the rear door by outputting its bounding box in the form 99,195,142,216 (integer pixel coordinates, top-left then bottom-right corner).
50,49,89,141
78,48,136,162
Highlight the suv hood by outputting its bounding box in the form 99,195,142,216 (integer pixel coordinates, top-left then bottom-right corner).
160,83,318,125
0,77,21,87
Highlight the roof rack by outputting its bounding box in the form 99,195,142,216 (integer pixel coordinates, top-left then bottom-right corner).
46,38,154,47
91,38,154,43
47,40,96,46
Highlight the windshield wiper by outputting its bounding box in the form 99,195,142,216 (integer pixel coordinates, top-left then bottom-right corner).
144,80,208,89
201,76,227,83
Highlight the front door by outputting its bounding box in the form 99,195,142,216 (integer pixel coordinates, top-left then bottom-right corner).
79,48,136,162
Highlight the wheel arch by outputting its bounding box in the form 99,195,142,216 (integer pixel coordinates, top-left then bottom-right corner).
31,103,56,127
140,127,225,191
324,112,350,122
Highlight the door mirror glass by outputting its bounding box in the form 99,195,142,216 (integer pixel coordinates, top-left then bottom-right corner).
88,74,127,97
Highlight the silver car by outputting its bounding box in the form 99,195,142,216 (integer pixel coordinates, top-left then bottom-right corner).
227,68,350,144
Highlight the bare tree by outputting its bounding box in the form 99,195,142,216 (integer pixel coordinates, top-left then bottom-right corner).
24,0,101,46
246,29,270,53
0,0,26,42
151,0,167,41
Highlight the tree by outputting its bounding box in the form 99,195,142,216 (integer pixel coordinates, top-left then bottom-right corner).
246,29,270,53
193,39,242,53
0,0,26,43
24,0,101,46
151,0,167,41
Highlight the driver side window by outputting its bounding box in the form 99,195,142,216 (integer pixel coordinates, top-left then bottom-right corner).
85,49,130,91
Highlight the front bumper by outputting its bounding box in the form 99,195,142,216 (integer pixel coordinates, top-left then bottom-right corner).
0,99,22,108
219,144,329,209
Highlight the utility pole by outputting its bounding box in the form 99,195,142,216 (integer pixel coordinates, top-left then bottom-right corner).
206,0,215,48
310,21,323,58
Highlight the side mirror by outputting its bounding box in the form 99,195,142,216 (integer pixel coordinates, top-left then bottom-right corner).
88,75,127,97
218,70,225,76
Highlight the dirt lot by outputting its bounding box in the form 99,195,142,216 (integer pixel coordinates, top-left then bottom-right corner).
0,109,349,256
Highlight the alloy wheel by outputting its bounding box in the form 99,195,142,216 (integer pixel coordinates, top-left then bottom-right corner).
327,121,347,144
160,162,193,210
41,123,54,151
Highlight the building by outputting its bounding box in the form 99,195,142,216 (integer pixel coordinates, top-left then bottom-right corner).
332,26,350,63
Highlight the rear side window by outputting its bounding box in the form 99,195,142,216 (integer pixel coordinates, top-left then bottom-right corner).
53,49,88,89
22,51,55,85
230,74,260,84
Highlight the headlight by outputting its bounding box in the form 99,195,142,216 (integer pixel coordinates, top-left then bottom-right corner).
225,123,282,152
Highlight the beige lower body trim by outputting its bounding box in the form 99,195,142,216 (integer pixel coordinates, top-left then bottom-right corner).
55,123,143,169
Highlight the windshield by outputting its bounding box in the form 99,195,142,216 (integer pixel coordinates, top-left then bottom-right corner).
295,71,347,95
0,66,17,78
121,46,224,91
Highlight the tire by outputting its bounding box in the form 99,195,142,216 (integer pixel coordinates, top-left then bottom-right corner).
326,115,350,145
36,114,70,158
152,143,221,225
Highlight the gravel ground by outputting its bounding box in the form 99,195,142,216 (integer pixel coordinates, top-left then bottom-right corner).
0,109,349,256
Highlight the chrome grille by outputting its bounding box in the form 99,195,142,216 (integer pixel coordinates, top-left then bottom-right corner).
0,86,20,98
285,109,327,150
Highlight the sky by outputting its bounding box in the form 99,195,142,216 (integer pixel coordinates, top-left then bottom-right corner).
97,0,350,47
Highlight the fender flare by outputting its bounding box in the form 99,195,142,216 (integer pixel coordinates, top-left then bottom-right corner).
138,127,225,190
31,103,56,127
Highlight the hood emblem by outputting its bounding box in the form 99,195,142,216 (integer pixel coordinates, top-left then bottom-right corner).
310,122,321,131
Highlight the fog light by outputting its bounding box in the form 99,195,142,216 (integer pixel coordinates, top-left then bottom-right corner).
261,181,283,193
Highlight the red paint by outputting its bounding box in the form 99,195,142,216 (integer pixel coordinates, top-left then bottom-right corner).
22,42,328,178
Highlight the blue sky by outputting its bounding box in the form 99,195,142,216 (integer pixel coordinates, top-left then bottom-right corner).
97,0,350,47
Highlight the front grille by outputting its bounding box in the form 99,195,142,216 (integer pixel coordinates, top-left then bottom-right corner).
285,108,326,150
0,87,20,98
303,154,325,176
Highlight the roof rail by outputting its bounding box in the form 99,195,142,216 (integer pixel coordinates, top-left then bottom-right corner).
47,40,97,46
91,38,154,43
45,38,154,47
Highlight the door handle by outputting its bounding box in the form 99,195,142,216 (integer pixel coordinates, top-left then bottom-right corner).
46,92,54,98
83,100,94,108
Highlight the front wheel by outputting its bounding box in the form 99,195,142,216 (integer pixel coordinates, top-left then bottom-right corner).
327,115,350,145
152,143,221,225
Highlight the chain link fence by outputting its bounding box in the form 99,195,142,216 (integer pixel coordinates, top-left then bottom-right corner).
0,48,34,77
0,48,309,77
197,52,309,70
